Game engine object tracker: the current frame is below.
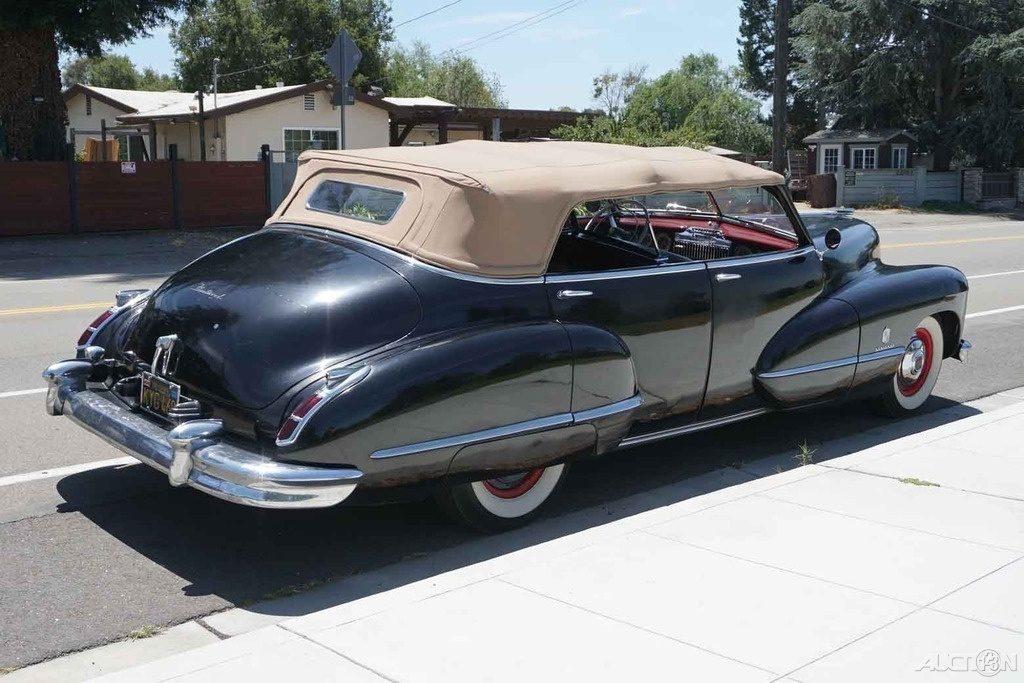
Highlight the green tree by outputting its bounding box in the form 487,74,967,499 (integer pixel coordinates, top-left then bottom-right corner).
62,53,177,90
173,0,393,93
591,65,647,121
737,0,818,147
386,41,505,107
0,0,192,160
792,0,1024,170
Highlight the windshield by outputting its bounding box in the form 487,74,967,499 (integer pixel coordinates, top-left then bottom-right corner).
709,186,795,233
637,192,715,214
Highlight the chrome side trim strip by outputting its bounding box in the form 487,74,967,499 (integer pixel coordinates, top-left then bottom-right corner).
572,394,643,422
370,394,644,460
758,355,859,379
618,408,771,449
546,261,706,284
758,346,908,380
856,346,907,364
370,413,574,459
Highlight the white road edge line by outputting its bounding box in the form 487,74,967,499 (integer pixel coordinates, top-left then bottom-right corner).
967,304,1024,319
967,269,1024,280
0,456,138,488
0,387,47,399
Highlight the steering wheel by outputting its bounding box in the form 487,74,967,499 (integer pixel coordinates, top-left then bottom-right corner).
582,200,658,251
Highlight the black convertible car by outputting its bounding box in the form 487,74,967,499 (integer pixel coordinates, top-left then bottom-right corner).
43,141,970,530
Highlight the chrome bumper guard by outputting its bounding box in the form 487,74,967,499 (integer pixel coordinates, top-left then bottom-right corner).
955,339,972,363
42,360,362,508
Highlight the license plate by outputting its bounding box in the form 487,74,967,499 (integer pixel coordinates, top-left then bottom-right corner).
140,371,181,417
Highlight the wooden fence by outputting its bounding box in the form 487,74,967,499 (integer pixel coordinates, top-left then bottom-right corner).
0,146,270,237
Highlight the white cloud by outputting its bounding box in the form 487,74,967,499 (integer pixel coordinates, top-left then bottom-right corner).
619,6,645,17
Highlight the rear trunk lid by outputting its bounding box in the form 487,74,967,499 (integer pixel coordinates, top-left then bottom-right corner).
127,228,421,409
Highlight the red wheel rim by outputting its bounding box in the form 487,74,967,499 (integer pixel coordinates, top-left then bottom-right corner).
899,327,934,396
482,468,545,499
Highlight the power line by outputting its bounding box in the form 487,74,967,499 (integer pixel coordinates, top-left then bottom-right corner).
395,0,465,28
886,0,983,35
445,0,584,54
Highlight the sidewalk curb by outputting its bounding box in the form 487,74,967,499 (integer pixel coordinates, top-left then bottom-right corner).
8,388,1024,682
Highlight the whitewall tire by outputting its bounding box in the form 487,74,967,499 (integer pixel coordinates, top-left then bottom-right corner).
876,316,944,416
438,464,568,532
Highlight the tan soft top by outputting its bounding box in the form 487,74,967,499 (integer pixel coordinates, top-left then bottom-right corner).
268,140,784,278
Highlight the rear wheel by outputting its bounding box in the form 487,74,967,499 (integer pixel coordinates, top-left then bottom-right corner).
874,316,944,417
437,464,568,532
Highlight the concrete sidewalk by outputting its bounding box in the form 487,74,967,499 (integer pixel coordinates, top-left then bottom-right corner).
70,390,1024,682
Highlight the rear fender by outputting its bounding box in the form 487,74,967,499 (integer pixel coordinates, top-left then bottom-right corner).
285,321,576,486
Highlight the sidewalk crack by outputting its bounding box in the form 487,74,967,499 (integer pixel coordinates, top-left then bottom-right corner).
278,623,399,682
194,618,230,640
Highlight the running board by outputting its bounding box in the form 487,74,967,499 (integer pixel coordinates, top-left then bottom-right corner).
617,408,771,449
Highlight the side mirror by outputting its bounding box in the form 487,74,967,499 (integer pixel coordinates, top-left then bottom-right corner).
825,228,842,250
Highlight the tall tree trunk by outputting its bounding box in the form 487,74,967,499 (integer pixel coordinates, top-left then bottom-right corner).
0,26,67,161
771,0,791,173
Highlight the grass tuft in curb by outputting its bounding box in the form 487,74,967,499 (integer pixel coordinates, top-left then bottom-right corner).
128,625,162,640
899,477,940,487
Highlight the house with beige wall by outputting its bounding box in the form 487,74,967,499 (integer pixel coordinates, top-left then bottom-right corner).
64,81,580,161
65,82,390,161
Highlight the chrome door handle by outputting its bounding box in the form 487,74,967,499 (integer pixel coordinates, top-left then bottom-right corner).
715,273,742,282
557,289,593,299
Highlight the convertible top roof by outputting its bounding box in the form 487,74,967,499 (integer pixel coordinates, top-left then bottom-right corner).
268,140,784,278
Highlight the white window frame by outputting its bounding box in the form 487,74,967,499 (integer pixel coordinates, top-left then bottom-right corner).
891,144,908,169
851,145,878,170
282,126,340,161
820,144,842,174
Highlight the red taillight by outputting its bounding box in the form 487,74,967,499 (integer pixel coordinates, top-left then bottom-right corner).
276,392,324,444
77,309,114,346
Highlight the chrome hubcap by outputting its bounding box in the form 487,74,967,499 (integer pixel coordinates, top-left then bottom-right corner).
900,338,926,381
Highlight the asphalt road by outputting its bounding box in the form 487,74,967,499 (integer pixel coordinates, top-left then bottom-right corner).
2,211,1023,669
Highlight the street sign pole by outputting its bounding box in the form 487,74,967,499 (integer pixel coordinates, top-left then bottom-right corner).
338,38,346,150
324,29,362,152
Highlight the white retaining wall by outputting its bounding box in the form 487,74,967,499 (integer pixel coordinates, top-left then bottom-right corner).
834,167,961,207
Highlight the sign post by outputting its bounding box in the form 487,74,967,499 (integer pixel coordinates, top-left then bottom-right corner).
324,30,362,150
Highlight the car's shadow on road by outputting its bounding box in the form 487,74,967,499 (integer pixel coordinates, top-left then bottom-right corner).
55,396,982,620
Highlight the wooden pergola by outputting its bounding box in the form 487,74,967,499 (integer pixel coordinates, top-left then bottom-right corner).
386,103,582,146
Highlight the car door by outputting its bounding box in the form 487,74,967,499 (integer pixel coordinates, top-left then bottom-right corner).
546,256,713,425
702,245,826,417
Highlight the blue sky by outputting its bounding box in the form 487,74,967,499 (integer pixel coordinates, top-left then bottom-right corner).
106,0,743,110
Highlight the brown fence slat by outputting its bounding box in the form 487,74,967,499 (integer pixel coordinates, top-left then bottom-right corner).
0,163,70,236
77,162,173,232
806,173,837,208
179,162,267,229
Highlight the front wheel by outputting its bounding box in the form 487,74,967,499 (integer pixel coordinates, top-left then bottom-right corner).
874,316,944,417
437,464,568,532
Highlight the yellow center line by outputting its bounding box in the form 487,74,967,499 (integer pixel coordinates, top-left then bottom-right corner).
885,235,1024,249
0,301,109,317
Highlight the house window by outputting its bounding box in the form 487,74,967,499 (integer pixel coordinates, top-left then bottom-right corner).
283,128,339,161
822,146,840,173
851,147,877,170
303,93,315,111
892,145,908,169
86,95,92,116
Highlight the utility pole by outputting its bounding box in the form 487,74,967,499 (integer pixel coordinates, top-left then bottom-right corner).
212,58,220,159
771,0,791,175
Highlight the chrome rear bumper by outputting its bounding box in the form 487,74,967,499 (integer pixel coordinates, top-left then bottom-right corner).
42,360,362,508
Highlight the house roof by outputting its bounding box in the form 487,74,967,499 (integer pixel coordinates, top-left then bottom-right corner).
268,140,783,278
383,96,457,108
63,83,190,114
803,128,917,144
